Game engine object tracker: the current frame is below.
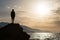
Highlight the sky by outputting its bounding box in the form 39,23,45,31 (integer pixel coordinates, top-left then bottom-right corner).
0,0,60,33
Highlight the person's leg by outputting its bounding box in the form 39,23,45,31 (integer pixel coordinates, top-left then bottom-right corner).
11,18,14,23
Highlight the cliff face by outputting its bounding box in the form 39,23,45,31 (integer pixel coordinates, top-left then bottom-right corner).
0,23,30,40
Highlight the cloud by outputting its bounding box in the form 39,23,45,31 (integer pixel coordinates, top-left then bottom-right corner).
0,17,11,22
0,0,23,18
54,21,60,26
55,7,60,15
51,7,60,27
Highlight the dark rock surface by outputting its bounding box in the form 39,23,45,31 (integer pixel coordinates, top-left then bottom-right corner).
0,23,30,40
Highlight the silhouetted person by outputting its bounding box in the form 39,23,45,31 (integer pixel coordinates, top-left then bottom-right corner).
11,9,15,23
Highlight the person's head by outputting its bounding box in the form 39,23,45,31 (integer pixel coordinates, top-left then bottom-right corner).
12,9,15,12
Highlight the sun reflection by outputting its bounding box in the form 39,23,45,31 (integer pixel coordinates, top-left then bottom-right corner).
30,33,56,40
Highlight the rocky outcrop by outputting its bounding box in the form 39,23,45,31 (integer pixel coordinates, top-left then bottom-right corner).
0,23,30,40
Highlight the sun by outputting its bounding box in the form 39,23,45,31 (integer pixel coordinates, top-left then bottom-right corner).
35,4,49,14
32,3,51,17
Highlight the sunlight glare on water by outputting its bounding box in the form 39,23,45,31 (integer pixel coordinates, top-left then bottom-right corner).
29,32,57,40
